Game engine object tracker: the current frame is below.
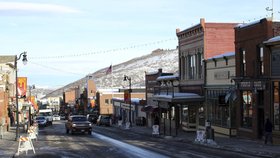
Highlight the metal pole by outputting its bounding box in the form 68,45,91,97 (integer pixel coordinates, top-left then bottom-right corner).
15,55,19,141
29,86,31,127
129,78,131,127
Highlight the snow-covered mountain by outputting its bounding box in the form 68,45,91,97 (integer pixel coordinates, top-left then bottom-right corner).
44,49,178,97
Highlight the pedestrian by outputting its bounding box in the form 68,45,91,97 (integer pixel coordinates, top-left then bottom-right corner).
264,118,273,145
154,116,159,125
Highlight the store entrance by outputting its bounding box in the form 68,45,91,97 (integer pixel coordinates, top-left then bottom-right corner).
257,108,264,139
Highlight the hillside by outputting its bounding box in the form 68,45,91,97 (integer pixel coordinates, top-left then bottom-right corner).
44,49,178,97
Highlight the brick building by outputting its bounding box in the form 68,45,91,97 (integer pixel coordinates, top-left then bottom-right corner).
234,18,280,140
153,18,237,136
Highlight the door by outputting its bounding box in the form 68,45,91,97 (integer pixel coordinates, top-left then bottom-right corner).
257,108,264,139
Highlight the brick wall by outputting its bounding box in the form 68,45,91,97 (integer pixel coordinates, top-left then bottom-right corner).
204,23,236,59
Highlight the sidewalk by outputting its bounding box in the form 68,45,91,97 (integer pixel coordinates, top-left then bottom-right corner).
114,124,280,158
0,126,19,158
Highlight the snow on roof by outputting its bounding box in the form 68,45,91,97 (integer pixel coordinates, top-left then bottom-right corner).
156,75,179,81
235,20,261,29
112,97,142,104
208,52,235,60
154,92,203,100
264,36,280,44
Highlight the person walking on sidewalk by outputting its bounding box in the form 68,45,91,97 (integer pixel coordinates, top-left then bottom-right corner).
264,118,273,145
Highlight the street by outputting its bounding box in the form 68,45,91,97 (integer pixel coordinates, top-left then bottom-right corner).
14,120,259,158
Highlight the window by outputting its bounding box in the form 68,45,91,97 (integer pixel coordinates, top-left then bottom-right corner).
191,55,196,79
241,91,253,128
105,99,110,104
259,47,264,76
242,50,246,76
273,82,280,131
198,52,203,79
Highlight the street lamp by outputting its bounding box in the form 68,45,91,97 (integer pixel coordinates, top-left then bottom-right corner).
28,85,35,128
15,52,27,140
123,75,132,127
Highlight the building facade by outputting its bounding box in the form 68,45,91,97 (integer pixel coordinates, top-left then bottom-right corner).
144,68,173,127
205,52,237,136
264,35,280,143
153,18,237,136
234,18,280,140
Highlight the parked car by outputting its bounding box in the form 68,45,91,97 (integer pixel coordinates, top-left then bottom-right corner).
60,114,66,120
65,115,92,135
96,115,112,126
53,114,61,121
35,116,47,127
87,114,98,124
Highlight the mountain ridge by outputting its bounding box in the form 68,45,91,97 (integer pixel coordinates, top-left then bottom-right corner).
43,48,178,98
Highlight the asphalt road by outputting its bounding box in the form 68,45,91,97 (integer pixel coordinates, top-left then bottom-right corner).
92,124,258,158
16,120,258,158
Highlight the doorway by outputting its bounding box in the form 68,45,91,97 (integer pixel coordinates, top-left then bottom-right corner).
257,108,264,139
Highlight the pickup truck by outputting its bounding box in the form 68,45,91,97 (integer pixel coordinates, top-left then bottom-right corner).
65,115,92,135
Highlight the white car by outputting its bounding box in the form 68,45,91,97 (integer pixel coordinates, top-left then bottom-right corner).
53,114,61,121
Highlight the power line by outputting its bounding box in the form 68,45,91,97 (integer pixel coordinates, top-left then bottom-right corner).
29,61,84,76
30,38,177,60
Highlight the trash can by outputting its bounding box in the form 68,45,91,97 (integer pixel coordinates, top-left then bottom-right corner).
205,120,215,140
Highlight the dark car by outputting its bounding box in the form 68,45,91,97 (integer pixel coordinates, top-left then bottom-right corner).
65,115,92,135
96,115,112,126
87,114,98,124
35,116,47,127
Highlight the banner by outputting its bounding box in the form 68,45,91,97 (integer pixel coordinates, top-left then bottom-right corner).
30,96,38,111
124,89,131,104
90,99,95,108
17,77,27,97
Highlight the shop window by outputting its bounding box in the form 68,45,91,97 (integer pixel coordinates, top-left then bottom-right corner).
241,91,253,128
182,105,196,124
198,105,205,126
273,82,280,131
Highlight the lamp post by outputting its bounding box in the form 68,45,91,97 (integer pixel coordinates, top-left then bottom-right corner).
15,52,27,140
28,85,35,128
123,75,132,127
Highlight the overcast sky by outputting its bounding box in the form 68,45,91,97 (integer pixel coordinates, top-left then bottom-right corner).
0,0,279,88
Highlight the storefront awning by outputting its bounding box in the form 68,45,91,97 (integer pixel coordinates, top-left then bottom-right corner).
153,92,204,103
141,105,158,113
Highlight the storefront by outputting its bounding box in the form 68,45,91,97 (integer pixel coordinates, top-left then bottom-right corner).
205,52,237,136
153,92,204,136
112,98,146,125
265,36,280,143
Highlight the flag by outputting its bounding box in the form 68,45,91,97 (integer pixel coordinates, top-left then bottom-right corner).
106,65,112,75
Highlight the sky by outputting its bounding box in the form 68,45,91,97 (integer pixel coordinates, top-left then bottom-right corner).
0,0,279,89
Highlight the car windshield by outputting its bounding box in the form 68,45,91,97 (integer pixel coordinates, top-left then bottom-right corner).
36,117,45,120
72,117,87,121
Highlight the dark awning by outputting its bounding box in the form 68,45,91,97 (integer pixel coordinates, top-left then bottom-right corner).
141,105,158,113
153,92,204,103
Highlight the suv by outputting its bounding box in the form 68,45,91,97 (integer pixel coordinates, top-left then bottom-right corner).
87,114,98,124
96,115,112,126
65,115,92,135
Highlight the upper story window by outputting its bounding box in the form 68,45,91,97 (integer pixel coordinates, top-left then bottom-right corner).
259,47,264,76
190,54,196,79
198,52,203,79
241,49,246,76
105,99,110,104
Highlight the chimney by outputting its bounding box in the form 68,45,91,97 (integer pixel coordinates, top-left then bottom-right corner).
176,28,180,33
